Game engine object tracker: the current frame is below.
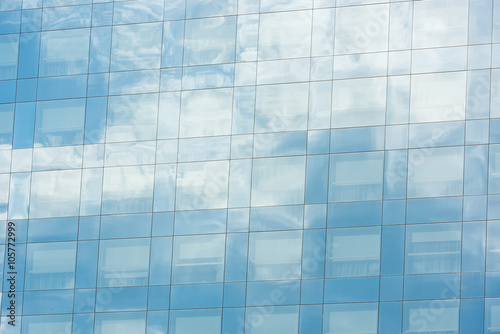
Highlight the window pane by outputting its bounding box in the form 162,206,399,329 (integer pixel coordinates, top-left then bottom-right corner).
335,4,389,55
102,166,155,214
324,303,378,334
180,88,233,138
106,93,158,142
95,312,146,334
98,238,150,287
25,242,76,290
413,0,468,49
258,10,312,60
172,234,225,283
331,77,386,128
246,305,299,334
40,28,90,76
22,315,73,334
30,170,81,219
251,156,306,207
329,151,384,202
176,161,229,210
111,22,162,71
34,99,86,147
408,147,464,198
0,34,19,80
404,300,459,334
255,83,309,132
184,16,236,66
326,227,381,277
169,309,221,334
410,72,466,123
248,230,302,280
406,223,461,274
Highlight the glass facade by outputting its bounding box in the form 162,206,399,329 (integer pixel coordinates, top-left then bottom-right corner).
0,0,499,333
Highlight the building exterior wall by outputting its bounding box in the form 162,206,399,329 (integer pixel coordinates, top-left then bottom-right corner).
0,0,500,333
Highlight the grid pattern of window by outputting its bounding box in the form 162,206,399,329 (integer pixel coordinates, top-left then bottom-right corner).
0,0,500,333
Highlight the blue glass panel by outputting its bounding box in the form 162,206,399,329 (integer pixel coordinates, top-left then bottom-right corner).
182,64,234,90
84,97,106,144
223,282,246,307
330,126,384,153
34,99,86,147
37,74,87,100
113,0,163,24
304,204,327,229
16,78,37,102
227,208,249,232
89,26,111,73
382,200,406,225
101,214,152,239
169,309,221,334
461,272,485,298
73,313,95,334
247,280,300,306
462,221,486,272
384,150,407,200
324,277,379,303
329,151,384,202
18,32,39,79
324,302,378,334
152,212,174,237
0,11,20,34
170,283,223,309
463,195,487,220
28,217,78,242
305,155,329,204
404,273,460,300
21,9,41,32
232,86,255,134
405,223,462,275
174,209,226,235
148,285,170,310
299,305,323,334
75,240,98,289
464,145,488,195
147,311,169,334
23,289,74,315
488,195,500,219
39,28,90,76
0,34,19,80
0,80,16,103
8,174,30,220
184,17,236,66
21,314,72,333
74,288,95,313
225,233,248,282
407,197,463,224
109,69,160,95
300,279,324,304
467,69,491,119
381,225,404,275
0,104,14,148
42,5,91,30
111,23,162,71
94,311,146,334
149,237,172,285
487,221,500,270
485,298,500,334
403,300,459,334
469,0,493,44
25,241,76,290
460,298,484,334
92,3,112,26
246,305,299,334
327,201,382,227
250,205,303,231
87,73,108,97
380,276,403,301
254,131,306,158
96,286,148,311
379,302,402,333
222,308,245,334
162,20,184,68
302,229,325,279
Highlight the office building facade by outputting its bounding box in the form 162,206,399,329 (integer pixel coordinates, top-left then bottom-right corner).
0,0,500,332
